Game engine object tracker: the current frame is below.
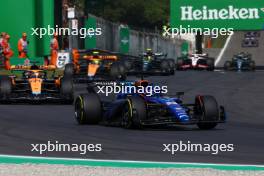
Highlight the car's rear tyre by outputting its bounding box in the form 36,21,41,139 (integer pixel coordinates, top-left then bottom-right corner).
195,95,219,130
110,62,126,80
0,76,12,97
75,94,102,125
249,61,256,71
206,58,215,71
64,63,75,77
60,77,74,104
224,61,232,71
168,59,175,75
161,60,170,75
123,60,132,70
124,96,147,129
176,59,184,70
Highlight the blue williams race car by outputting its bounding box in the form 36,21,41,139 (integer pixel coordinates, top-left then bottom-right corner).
74,80,226,130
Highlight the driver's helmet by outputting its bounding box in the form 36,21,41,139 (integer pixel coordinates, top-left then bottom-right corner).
135,80,149,88
24,71,45,79
146,48,153,56
30,64,40,70
144,49,154,61
90,59,101,65
238,52,245,57
92,51,100,57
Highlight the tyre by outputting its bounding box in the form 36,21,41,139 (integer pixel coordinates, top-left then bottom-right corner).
168,59,175,75
206,58,215,71
64,63,74,77
121,100,133,129
75,94,102,125
123,96,147,129
160,60,170,75
123,60,132,70
224,61,232,71
118,62,127,80
60,76,74,104
0,76,12,97
176,59,184,70
249,61,256,71
110,62,126,80
195,95,219,130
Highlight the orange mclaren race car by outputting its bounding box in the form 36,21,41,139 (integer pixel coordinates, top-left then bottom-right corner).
0,62,73,104
64,49,127,83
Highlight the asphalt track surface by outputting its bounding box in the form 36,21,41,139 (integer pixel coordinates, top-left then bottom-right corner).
0,70,263,165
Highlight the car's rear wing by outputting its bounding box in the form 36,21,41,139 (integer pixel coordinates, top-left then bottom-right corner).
74,48,140,61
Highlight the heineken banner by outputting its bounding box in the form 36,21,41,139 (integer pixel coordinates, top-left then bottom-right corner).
119,27,130,54
170,0,264,30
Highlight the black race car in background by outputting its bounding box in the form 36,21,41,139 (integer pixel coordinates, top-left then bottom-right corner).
224,52,255,71
177,53,215,71
124,49,175,76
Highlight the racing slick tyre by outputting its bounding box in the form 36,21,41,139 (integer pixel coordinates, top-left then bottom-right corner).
160,60,170,75
64,63,75,77
168,59,175,75
75,93,102,125
60,77,74,104
176,59,184,70
249,61,256,71
224,61,232,71
0,76,12,98
110,62,126,81
206,58,215,71
195,95,219,130
123,60,133,70
123,96,147,129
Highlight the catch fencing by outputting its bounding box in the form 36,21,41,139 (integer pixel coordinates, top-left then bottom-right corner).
92,14,184,59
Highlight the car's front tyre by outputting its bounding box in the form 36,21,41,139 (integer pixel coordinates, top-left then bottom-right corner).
75,93,102,125
0,76,12,100
195,95,219,130
122,96,147,129
60,76,74,104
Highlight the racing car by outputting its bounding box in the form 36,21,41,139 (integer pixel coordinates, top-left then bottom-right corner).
64,49,127,83
125,49,175,76
224,52,255,71
0,45,4,68
0,62,74,104
177,54,215,71
74,80,226,130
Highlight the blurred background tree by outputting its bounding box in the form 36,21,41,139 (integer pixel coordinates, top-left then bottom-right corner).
84,0,170,29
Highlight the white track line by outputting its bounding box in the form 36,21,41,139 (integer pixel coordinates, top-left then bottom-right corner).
0,154,263,168
215,34,233,66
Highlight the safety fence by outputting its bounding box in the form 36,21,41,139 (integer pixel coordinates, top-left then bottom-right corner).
87,14,185,59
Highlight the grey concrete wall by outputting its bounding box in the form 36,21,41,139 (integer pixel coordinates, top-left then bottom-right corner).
203,48,221,59
204,31,264,67
218,31,264,67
